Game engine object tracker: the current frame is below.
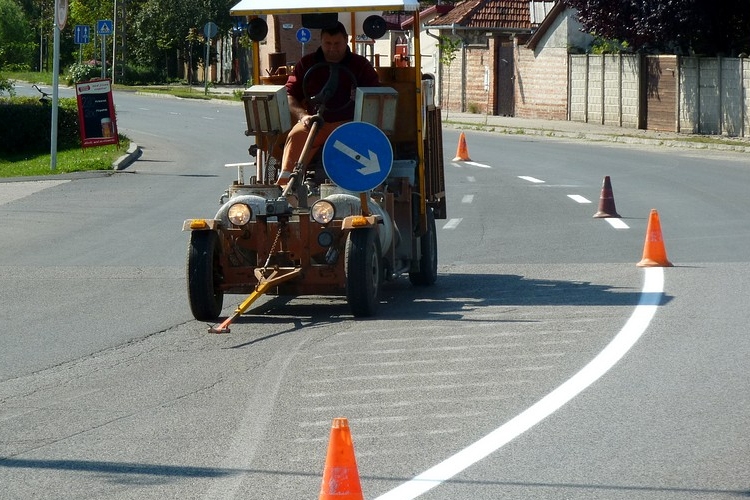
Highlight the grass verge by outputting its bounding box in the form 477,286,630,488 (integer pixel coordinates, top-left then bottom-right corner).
0,139,130,178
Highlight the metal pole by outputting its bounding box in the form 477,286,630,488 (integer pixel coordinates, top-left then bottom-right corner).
39,6,44,72
50,0,61,171
205,37,210,95
112,1,117,84
101,35,107,79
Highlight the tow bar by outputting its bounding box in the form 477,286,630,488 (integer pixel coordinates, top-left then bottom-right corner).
208,267,301,333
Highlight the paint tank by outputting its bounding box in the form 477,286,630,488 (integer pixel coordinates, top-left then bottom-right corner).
321,190,395,252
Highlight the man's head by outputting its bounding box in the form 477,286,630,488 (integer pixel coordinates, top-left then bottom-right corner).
320,22,349,63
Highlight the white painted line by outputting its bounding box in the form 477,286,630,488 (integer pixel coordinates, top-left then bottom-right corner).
518,176,545,184
606,218,630,229
567,194,591,204
464,161,492,169
202,116,216,121
466,176,476,183
374,267,664,500
442,218,462,229
451,162,462,168
461,195,474,204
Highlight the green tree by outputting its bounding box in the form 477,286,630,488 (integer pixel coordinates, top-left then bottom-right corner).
438,35,460,119
129,0,236,80
0,0,36,69
563,0,750,55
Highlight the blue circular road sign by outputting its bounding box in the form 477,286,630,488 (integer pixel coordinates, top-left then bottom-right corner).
322,122,393,192
296,27,311,44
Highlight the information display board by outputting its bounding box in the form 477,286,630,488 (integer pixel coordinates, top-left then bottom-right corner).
75,79,119,148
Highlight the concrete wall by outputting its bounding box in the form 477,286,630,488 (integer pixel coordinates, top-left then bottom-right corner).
569,54,641,128
680,57,748,136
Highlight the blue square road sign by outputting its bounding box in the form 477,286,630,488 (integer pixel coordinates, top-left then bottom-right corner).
74,25,90,44
97,19,113,35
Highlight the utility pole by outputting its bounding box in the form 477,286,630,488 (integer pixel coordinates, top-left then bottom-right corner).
113,0,127,84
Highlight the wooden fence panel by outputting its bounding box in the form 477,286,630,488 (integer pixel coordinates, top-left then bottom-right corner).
568,55,748,136
645,55,678,132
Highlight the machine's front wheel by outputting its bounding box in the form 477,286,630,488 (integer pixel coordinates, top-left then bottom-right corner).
187,231,224,320
345,228,382,317
409,207,438,286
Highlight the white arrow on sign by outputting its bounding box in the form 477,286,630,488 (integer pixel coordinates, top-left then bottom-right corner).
333,140,381,175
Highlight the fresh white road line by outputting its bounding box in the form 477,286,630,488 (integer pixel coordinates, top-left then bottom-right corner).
606,218,630,229
518,176,545,183
464,161,492,169
467,176,476,183
375,267,664,500
451,162,462,168
461,195,474,204
567,194,592,204
202,116,216,120
442,218,463,229
169,111,181,115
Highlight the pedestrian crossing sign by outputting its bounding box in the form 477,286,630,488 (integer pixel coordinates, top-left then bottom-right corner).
97,20,113,35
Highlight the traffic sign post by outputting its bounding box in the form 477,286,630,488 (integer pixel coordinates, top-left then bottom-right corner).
74,24,90,44
322,122,393,192
97,20,113,79
74,25,90,64
50,0,68,170
296,27,311,58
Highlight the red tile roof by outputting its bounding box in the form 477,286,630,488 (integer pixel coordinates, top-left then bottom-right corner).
426,0,532,30
400,4,455,29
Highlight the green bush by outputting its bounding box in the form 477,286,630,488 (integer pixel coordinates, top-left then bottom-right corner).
65,63,107,86
118,64,167,85
2,63,31,72
0,97,80,155
0,72,14,97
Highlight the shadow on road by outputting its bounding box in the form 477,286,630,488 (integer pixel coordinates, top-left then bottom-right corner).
220,272,672,336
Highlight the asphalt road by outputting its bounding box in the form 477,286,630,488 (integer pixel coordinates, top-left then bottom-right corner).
1,86,748,499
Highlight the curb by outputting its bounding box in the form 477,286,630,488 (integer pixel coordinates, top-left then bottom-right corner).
113,142,141,170
442,120,750,154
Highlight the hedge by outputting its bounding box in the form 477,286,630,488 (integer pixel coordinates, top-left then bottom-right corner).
0,97,81,155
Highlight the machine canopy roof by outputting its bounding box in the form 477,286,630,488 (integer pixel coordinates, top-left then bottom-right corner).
230,0,419,16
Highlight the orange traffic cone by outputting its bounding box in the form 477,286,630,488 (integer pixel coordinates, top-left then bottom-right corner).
452,132,471,161
637,209,673,267
319,418,363,500
593,175,621,218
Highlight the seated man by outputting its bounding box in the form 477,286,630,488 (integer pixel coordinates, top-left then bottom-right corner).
277,21,379,186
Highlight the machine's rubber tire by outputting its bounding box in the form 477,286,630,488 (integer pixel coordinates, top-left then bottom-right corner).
187,231,223,320
345,228,382,317
409,207,438,286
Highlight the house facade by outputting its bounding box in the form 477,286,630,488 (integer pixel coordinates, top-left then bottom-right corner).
425,0,592,118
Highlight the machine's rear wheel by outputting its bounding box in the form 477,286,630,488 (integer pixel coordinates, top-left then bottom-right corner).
409,207,438,286
345,228,382,317
187,231,223,320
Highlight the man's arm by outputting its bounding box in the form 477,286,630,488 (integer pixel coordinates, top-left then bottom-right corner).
288,94,307,124
286,62,313,126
